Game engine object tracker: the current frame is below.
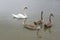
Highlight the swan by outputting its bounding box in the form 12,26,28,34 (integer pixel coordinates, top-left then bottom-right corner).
44,13,54,31
23,19,42,38
12,7,28,19
34,11,44,29
23,19,40,30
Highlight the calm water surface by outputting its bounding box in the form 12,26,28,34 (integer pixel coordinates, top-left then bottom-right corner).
0,0,60,40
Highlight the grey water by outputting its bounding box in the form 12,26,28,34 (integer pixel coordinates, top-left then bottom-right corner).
0,0,60,40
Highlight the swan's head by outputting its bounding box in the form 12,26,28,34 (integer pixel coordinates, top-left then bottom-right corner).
50,13,54,17
24,7,28,10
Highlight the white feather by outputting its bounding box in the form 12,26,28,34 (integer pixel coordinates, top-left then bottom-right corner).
12,13,27,19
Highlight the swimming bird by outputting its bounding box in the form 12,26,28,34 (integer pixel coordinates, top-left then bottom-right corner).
12,7,28,19
23,19,40,30
44,13,54,30
34,11,44,29
23,19,42,38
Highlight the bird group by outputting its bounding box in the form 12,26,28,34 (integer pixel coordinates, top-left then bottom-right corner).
12,6,54,37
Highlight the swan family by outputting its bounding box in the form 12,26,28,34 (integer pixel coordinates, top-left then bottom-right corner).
22,11,54,37
12,6,54,37
12,8,54,30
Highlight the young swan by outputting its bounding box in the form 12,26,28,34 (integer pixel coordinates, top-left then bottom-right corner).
34,11,44,28
44,13,54,31
23,19,40,30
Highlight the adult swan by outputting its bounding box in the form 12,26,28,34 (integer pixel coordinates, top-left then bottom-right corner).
12,7,28,19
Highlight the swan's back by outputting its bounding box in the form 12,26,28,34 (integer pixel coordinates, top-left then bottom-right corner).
24,24,37,30
12,14,27,18
18,14,27,18
12,14,18,18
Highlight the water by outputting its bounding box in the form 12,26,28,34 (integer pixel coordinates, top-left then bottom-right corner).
0,0,60,40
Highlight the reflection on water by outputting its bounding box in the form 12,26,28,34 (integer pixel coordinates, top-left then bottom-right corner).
36,28,42,38
44,27,52,33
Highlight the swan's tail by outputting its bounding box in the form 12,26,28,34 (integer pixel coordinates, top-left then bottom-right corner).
12,14,18,17
12,14,15,16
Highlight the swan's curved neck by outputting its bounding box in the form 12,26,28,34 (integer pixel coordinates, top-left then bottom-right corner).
23,19,27,25
24,14,26,16
24,9,27,16
49,15,52,22
41,11,43,20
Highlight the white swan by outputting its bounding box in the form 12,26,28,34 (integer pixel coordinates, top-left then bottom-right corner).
12,13,27,19
12,7,28,19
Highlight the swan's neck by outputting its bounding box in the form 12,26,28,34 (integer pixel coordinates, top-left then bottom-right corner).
24,13,27,16
49,15,52,22
41,12,43,20
24,10,27,16
23,19,27,25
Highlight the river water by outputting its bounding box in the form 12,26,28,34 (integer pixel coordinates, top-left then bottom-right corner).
0,0,60,40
